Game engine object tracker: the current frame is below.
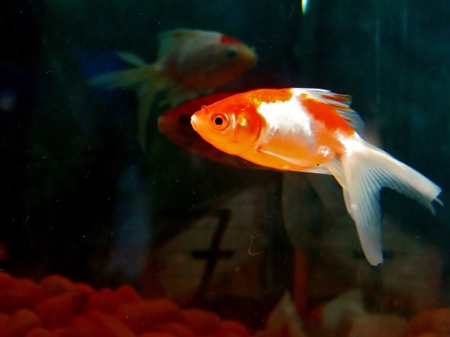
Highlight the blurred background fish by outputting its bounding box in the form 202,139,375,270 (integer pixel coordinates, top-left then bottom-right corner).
89,29,258,150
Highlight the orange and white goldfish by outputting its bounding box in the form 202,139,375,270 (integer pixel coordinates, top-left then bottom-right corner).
89,29,257,150
158,93,260,169
190,88,442,266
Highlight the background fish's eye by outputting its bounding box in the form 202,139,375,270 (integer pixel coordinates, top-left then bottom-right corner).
211,113,229,130
177,114,191,127
226,48,237,58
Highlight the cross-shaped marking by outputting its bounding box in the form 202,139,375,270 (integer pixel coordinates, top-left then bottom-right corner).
190,209,233,298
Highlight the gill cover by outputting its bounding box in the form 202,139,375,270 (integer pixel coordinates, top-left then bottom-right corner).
204,106,261,155
232,108,262,154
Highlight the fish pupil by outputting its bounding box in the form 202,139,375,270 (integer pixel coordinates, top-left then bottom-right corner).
177,114,191,127
214,116,224,126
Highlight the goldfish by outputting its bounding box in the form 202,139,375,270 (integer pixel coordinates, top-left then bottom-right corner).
89,29,257,150
157,93,261,169
190,88,442,266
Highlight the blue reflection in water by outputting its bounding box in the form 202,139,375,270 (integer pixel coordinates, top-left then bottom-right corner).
107,162,151,278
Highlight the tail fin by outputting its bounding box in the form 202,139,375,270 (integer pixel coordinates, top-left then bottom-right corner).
88,65,155,90
89,54,168,150
325,136,442,266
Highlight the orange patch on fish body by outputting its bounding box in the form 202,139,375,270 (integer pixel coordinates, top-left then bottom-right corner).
245,88,293,106
299,95,355,136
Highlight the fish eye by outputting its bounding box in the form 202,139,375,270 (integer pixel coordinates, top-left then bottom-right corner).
211,113,229,130
214,116,224,125
177,114,191,127
226,48,238,58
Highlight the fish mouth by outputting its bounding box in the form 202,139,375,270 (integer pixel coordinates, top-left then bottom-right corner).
190,114,199,132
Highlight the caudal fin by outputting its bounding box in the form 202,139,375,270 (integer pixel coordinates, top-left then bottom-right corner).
88,65,155,90
325,136,442,266
89,55,169,150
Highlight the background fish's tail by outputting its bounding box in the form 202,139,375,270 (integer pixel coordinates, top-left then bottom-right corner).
325,136,442,266
88,67,154,90
89,52,169,150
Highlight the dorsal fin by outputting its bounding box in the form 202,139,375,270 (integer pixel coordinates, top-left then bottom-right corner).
157,29,198,59
294,88,364,133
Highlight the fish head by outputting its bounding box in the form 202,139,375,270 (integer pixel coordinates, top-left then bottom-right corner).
165,30,258,94
178,33,257,90
191,93,262,156
208,35,257,79
158,93,235,148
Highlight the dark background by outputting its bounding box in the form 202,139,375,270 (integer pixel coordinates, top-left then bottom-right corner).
1,0,449,304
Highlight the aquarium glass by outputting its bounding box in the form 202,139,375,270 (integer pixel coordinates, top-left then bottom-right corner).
1,0,449,336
